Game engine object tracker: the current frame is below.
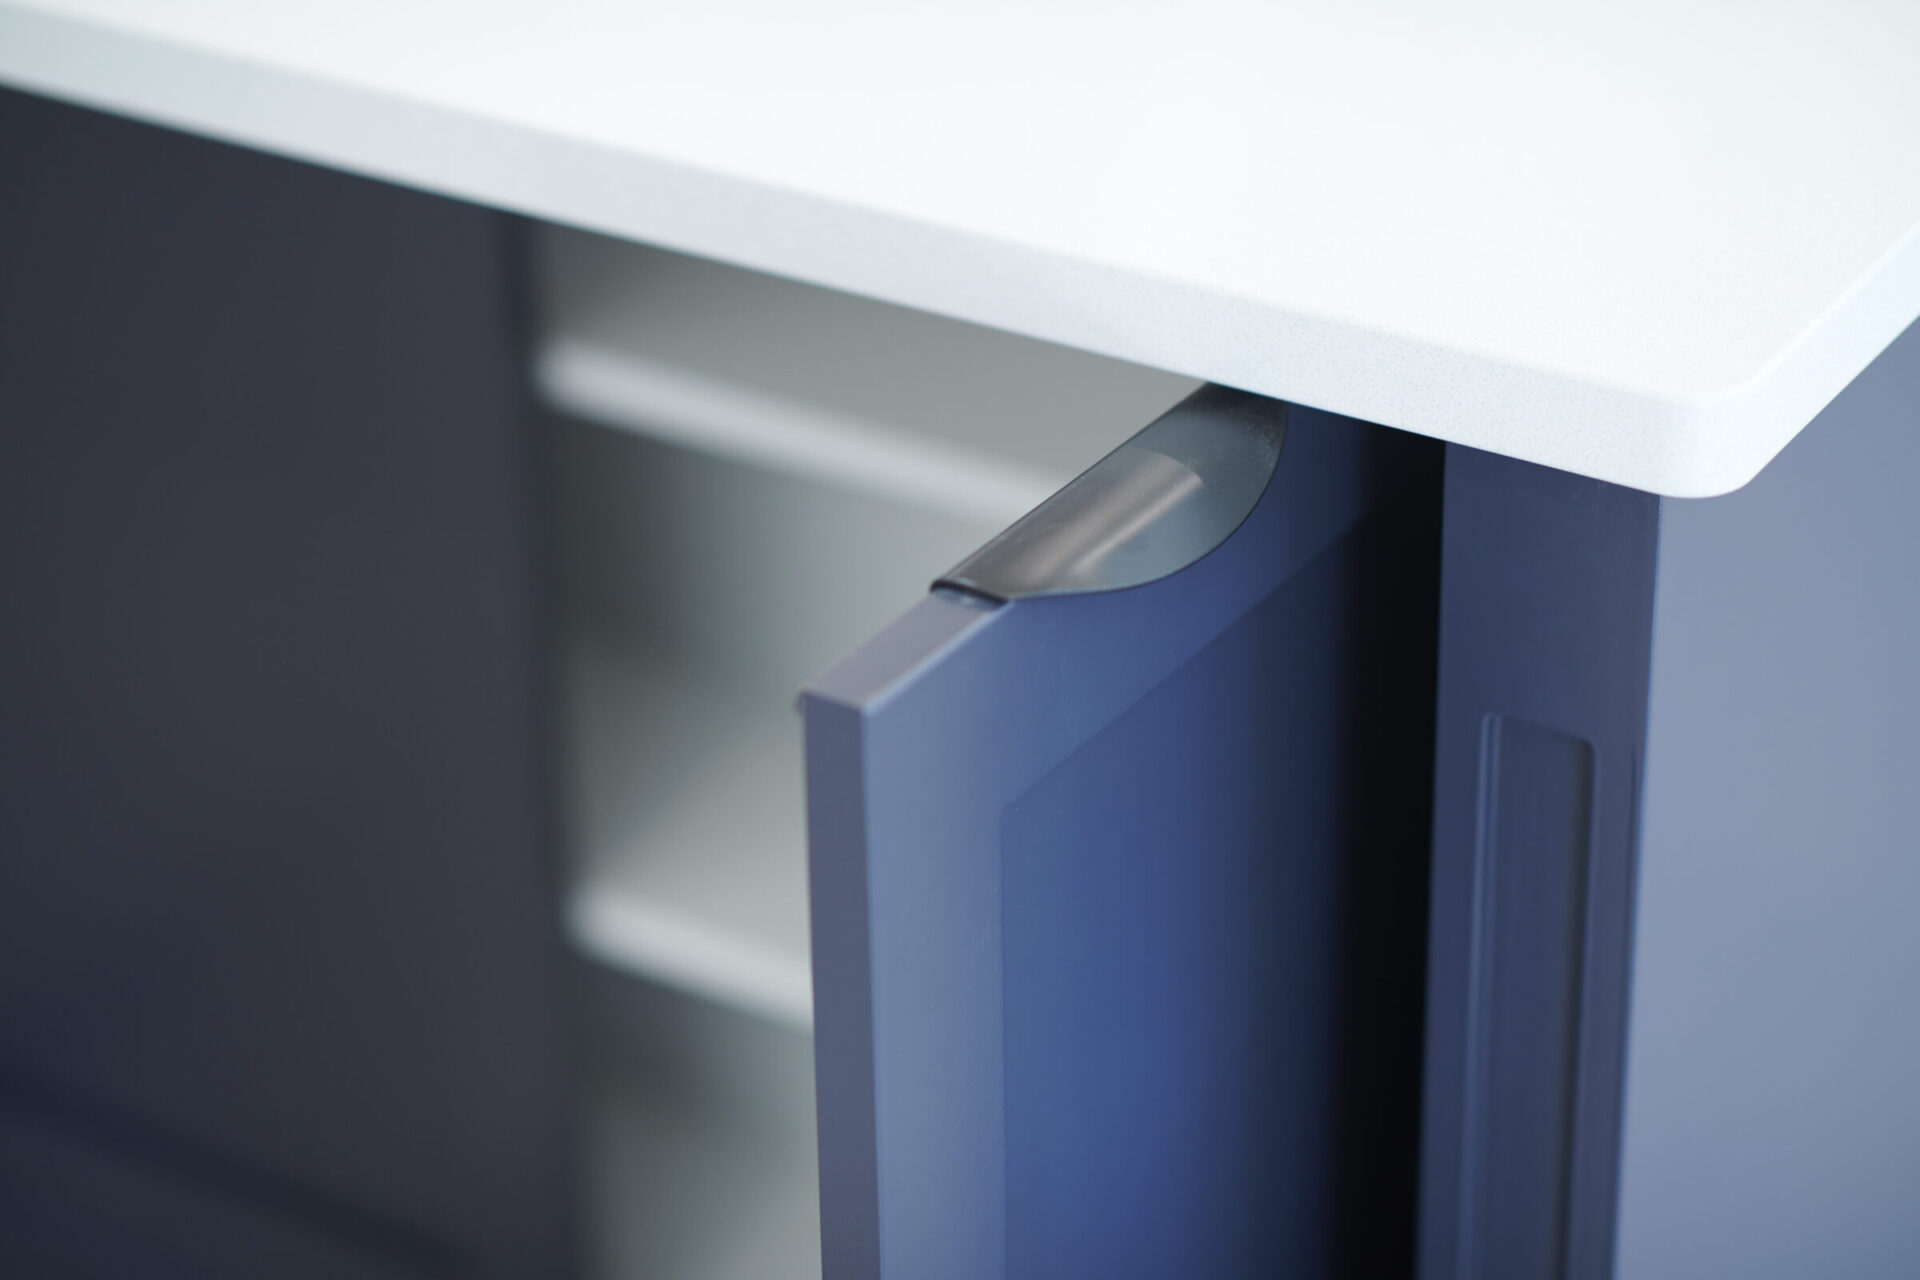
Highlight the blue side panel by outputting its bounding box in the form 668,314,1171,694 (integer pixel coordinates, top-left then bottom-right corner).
805,407,1441,1279
1419,448,1659,1280
1617,318,1920,1278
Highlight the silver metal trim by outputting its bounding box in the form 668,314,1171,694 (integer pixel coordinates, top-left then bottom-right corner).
935,385,1287,601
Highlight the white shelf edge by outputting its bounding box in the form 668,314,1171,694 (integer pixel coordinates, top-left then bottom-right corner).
535,335,1059,527
569,881,814,1031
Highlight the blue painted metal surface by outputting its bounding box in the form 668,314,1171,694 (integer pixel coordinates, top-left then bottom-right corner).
1423,319,1920,1280
1419,447,1660,1280
805,401,1440,1279
1617,317,1920,1278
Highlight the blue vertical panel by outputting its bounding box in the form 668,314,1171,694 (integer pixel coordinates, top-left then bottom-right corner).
1617,318,1920,1278
805,397,1441,1279
1420,448,1659,1280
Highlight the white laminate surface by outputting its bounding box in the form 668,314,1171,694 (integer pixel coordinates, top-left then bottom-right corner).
5,0,1919,494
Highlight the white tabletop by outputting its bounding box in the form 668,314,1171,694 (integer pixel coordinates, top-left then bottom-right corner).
5,0,1918,495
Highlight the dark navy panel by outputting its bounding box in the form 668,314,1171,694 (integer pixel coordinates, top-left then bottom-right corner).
0,90,568,1275
0,1083,436,1280
806,406,1441,1279
1419,448,1659,1280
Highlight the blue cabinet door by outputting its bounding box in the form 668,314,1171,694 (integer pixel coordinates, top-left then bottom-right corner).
803,389,1442,1280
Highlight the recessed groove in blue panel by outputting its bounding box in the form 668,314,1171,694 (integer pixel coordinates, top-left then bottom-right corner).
1463,717,1595,1280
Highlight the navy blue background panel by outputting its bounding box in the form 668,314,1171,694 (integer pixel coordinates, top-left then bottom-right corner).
0,89,569,1276
805,406,1441,1279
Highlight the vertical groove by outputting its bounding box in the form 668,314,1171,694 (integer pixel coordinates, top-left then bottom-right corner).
1461,717,1595,1280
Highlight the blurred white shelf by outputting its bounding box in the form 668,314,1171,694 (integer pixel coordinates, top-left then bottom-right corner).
535,229,1196,524
588,1084,819,1280
563,633,813,1030
538,337,1055,528
582,977,820,1280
